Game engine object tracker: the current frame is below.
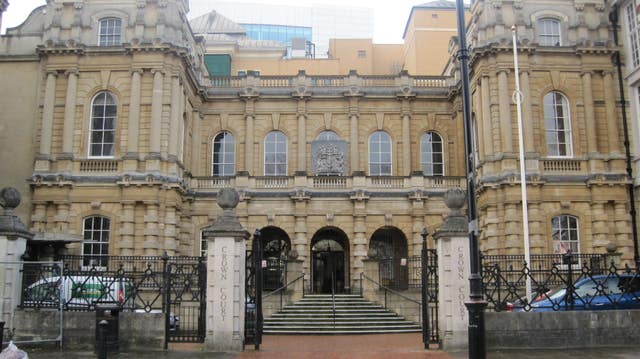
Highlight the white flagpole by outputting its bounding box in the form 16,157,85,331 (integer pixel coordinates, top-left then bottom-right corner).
512,26,532,301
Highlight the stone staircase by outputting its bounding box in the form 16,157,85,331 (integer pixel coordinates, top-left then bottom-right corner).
263,294,422,334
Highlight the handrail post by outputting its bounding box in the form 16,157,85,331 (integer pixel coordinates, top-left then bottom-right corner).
565,250,574,310
421,228,430,349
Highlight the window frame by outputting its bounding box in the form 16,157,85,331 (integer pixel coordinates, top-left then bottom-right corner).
98,17,122,47
624,3,640,68
316,131,339,141
368,131,393,176
264,131,288,176
543,91,573,158
420,131,445,176
211,131,236,176
551,214,581,268
537,18,562,46
82,216,111,269
87,92,117,159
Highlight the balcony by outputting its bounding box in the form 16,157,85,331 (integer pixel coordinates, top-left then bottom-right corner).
190,174,465,194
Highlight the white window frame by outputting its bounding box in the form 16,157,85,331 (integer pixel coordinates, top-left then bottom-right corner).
552,215,581,268
264,131,288,176
200,230,207,257
537,18,561,46
212,131,235,176
420,131,445,176
625,2,640,68
544,91,573,158
98,17,122,46
88,92,117,158
368,131,392,176
316,131,339,141
82,216,110,269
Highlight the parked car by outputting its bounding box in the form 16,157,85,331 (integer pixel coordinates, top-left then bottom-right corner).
514,274,640,312
23,275,135,309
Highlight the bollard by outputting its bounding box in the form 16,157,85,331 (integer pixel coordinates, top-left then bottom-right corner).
97,319,108,359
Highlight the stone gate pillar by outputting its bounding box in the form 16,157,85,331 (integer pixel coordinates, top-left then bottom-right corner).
0,188,34,325
433,188,470,351
202,188,250,352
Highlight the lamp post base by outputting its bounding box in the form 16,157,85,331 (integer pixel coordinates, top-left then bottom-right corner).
465,299,488,359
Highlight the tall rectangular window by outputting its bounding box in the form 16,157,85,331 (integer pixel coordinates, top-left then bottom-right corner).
625,3,640,67
98,18,122,46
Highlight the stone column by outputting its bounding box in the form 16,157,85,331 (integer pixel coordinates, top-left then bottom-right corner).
614,202,632,257
202,188,250,352
0,188,34,326
498,70,513,154
481,75,493,158
349,106,360,173
125,69,142,166
36,71,57,171
148,70,164,168
168,75,181,161
603,71,620,154
591,202,608,250
61,70,78,158
351,190,369,288
191,110,202,173
291,191,309,263
402,112,411,175
54,202,70,235
433,188,470,350
520,71,535,164
243,99,256,174
164,203,178,256
297,100,307,173
582,72,597,156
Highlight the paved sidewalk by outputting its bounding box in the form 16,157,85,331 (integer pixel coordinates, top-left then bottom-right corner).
24,334,640,359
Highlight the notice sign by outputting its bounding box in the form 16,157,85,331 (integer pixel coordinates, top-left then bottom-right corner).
262,260,267,268
400,258,407,266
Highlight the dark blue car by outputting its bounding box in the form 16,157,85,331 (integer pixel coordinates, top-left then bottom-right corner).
519,274,640,312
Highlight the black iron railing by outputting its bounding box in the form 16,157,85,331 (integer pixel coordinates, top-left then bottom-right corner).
263,258,287,291
262,274,305,314
378,253,437,292
481,252,640,312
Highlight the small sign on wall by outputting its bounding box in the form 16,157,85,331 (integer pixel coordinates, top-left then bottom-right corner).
400,258,407,266
261,260,267,268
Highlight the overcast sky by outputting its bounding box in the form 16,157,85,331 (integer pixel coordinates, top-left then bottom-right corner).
1,0,468,43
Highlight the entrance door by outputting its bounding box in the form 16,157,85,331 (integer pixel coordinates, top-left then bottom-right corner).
312,248,344,294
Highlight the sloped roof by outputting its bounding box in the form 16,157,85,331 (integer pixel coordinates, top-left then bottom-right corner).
190,11,245,35
415,0,467,10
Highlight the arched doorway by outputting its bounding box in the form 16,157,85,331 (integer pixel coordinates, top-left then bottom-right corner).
370,227,409,290
260,226,291,291
310,227,350,294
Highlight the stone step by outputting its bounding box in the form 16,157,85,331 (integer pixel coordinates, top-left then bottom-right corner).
263,328,422,334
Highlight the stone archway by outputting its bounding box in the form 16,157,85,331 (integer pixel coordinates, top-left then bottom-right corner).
370,226,409,290
259,226,291,291
310,227,350,294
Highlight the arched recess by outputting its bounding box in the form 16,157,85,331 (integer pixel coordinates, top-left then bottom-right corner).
369,226,409,290
310,227,350,294
259,226,291,291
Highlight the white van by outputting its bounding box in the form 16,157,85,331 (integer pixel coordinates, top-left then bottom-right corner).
23,276,135,309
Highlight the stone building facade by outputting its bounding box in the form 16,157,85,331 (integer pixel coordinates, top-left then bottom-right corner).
0,0,635,292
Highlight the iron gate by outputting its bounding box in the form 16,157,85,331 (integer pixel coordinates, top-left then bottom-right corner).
423,249,440,346
165,256,206,344
245,230,263,349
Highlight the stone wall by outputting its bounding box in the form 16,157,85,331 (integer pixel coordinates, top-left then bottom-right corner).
14,309,164,351
486,310,640,349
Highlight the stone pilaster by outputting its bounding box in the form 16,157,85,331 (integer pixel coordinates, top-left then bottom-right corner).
603,71,620,154
591,202,608,249
143,201,160,256
244,99,255,174
119,202,135,256
291,190,309,263
581,72,597,156
351,190,369,282
147,69,164,170
124,69,142,168
164,203,178,256
498,70,513,154
36,71,58,171
433,188,470,350
0,188,34,326
481,75,493,158
53,202,70,235
402,112,411,176
168,75,181,164
349,97,360,173
61,70,78,159
409,190,426,256
297,99,307,173
614,202,632,257
203,188,250,352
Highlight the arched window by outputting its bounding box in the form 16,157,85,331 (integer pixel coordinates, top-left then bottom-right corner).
544,92,572,157
98,17,122,46
82,216,110,268
212,131,235,176
537,18,561,46
421,132,444,176
264,131,287,176
552,215,580,255
88,92,117,158
316,131,339,141
369,131,392,176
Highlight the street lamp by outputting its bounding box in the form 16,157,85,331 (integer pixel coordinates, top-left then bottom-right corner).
453,0,487,358
420,227,430,350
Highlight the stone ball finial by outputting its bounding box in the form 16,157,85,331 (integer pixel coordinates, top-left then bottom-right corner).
444,188,466,213
0,187,21,210
216,188,240,210
606,242,618,254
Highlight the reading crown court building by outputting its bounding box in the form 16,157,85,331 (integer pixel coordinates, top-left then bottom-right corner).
0,0,638,293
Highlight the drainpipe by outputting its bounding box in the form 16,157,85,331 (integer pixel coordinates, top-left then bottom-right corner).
609,5,640,264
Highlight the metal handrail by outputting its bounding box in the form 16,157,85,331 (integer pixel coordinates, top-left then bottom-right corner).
359,272,421,305
263,274,305,313
331,272,336,328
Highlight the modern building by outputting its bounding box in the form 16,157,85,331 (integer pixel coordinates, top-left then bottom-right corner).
188,1,374,59
0,0,636,293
